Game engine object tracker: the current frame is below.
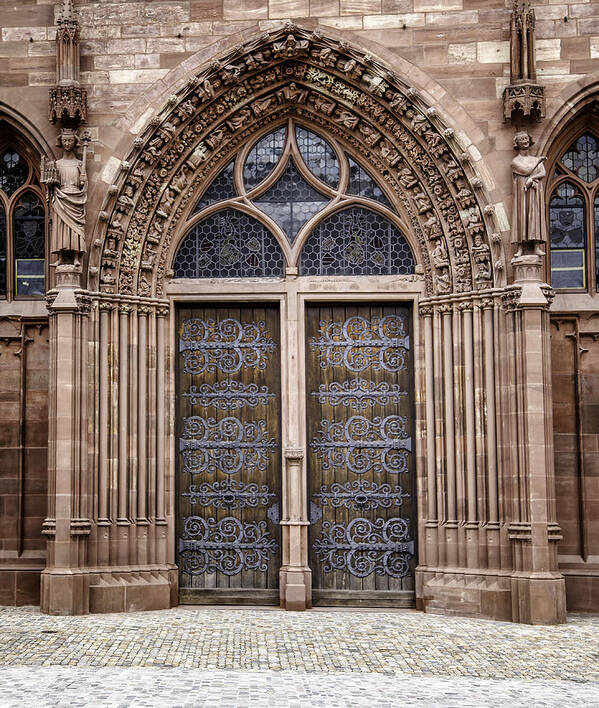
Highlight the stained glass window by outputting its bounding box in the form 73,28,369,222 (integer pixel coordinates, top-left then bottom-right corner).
347,157,391,208
192,161,235,215
13,191,45,296
300,206,414,276
560,134,599,183
255,161,328,242
549,182,586,289
244,128,286,190
295,126,339,188
0,203,6,297
173,208,285,279
177,121,405,281
0,149,28,197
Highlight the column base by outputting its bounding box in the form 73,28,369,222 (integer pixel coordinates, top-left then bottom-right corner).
279,566,312,610
511,573,567,624
417,568,512,622
40,567,178,615
40,569,89,615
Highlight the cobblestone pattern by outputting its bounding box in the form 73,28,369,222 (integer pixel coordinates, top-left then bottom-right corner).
1,666,599,707
0,606,598,681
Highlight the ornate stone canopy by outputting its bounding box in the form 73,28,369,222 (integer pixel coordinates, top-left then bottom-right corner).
91,24,505,298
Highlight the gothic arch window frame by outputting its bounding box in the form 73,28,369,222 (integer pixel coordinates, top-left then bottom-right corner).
546,115,599,293
0,128,47,301
170,118,416,278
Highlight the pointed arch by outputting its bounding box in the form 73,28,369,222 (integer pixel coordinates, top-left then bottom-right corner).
91,25,504,297
0,113,49,299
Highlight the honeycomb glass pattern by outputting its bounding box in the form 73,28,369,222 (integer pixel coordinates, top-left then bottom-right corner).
256,161,329,243
550,182,586,289
0,203,6,296
561,133,599,183
13,191,45,296
173,208,285,279
0,149,28,197
347,157,391,208
244,128,286,191
300,206,414,276
295,126,339,188
192,161,236,215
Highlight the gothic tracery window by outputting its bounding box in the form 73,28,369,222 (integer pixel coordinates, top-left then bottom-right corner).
0,134,46,299
173,121,414,279
548,130,599,290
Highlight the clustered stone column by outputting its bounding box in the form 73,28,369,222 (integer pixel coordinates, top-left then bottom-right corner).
416,293,509,619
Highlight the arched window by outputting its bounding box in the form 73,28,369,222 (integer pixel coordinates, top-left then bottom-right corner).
0,130,46,299
173,121,414,279
548,130,599,291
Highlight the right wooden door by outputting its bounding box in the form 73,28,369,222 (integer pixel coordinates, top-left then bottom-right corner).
305,303,416,606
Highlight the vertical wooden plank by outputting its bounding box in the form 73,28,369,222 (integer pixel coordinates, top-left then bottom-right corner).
306,301,415,601
176,303,281,601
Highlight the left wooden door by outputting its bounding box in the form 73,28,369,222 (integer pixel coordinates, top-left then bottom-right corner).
176,305,281,604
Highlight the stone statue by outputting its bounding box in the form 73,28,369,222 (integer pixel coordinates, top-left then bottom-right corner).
42,129,88,266
511,131,547,257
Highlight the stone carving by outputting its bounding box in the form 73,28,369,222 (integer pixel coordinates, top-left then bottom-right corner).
504,1,545,122
49,0,87,126
93,26,499,297
511,131,547,257
42,129,89,266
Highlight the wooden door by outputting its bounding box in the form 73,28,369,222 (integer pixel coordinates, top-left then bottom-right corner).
176,305,281,604
306,303,416,606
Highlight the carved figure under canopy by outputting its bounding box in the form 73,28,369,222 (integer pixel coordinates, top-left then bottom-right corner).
511,131,547,257
42,129,88,266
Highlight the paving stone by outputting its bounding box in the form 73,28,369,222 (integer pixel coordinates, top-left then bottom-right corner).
0,606,597,705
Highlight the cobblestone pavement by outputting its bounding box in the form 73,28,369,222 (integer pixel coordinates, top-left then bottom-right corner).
0,606,597,706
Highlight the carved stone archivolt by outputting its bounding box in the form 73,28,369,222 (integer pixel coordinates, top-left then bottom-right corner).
91,25,504,298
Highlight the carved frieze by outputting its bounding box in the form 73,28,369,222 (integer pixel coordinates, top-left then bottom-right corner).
92,26,501,298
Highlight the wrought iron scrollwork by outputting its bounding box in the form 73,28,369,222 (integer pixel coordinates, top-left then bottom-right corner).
309,315,409,372
313,479,409,511
312,517,414,578
179,516,278,576
311,415,411,475
311,378,407,409
179,317,276,374
180,416,277,475
182,478,276,509
183,381,275,409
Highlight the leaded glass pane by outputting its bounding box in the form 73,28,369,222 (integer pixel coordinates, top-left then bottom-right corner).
549,182,586,289
13,191,45,296
0,149,28,197
295,126,339,188
560,133,599,183
255,161,328,243
0,203,6,297
173,208,285,279
347,157,391,208
244,128,285,190
300,206,414,276
192,161,235,215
